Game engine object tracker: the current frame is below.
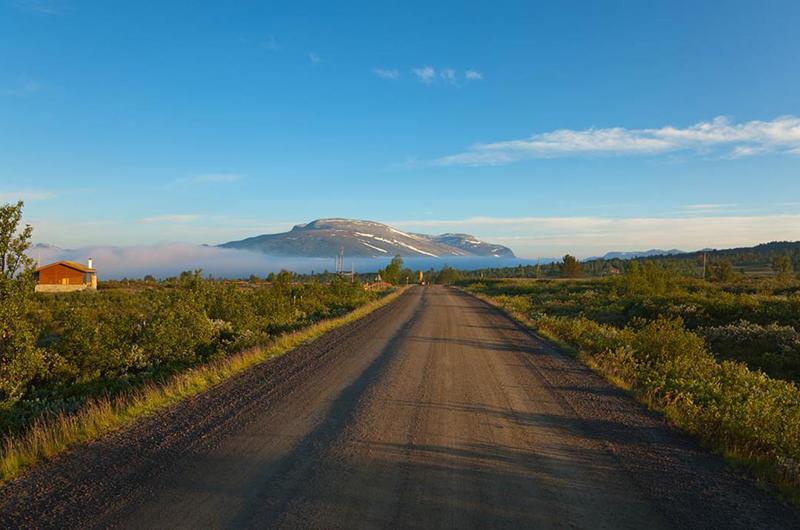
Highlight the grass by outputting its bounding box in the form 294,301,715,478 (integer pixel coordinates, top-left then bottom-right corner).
0,286,410,483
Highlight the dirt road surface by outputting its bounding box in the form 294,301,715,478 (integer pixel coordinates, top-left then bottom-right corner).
1,286,799,529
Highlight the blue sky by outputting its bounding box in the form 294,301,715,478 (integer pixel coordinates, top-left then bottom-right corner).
2,0,800,258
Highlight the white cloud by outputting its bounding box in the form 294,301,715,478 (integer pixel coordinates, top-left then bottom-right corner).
439,68,458,85
0,190,56,202
390,214,800,258
412,67,483,86
681,203,737,211
373,68,400,80
730,145,767,158
142,214,200,224
412,66,436,84
308,52,321,64
435,115,800,166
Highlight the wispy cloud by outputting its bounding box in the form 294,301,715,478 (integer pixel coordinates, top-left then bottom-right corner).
435,115,800,166
411,67,483,86
439,68,458,85
681,203,737,211
0,190,56,202
142,214,200,224
373,68,400,80
412,66,436,84
183,174,243,184
12,0,63,15
308,52,321,64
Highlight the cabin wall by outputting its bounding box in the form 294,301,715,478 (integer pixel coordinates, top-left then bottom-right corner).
37,264,85,285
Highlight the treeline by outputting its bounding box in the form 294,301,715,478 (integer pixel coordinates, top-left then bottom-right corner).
579,241,800,279
371,255,462,285
454,255,616,279
456,241,800,281
650,241,800,269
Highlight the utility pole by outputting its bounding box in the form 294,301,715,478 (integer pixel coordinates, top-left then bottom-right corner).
702,251,707,280
335,245,344,275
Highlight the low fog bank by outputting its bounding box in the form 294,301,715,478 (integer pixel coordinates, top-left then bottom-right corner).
30,243,546,280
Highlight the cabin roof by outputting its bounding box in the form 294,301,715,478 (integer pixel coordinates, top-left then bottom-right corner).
35,260,96,273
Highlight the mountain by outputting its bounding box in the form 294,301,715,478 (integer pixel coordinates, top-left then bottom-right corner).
31,243,65,252
423,233,515,258
590,249,686,261
220,218,516,258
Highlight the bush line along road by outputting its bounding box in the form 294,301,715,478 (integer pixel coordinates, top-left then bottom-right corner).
1,286,799,529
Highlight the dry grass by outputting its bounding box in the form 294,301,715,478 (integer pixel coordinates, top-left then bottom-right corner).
0,286,409,483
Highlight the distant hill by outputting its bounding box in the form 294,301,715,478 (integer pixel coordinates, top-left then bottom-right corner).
582,241,800,271
646,241,800,267
588,249,686,261
220,218,516,258
31,243,65,252
456,241,800,280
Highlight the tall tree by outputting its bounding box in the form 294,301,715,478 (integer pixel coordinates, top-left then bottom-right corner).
380,255,405,285
436,265,461,285
710,261,737,283
772,255,793,281
0,202,42,409
0,201,34,278
559,254,582,278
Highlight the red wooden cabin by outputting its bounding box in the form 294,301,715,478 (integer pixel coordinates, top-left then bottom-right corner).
34,259,97,292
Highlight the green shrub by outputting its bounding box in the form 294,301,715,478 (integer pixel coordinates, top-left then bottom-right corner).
1,274,375,435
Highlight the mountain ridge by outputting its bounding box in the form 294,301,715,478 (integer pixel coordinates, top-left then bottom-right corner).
220,218,515,258
587,248,687,261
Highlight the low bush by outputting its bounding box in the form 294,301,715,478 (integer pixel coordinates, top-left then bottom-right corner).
465,275,800,384
2,274,375,435
700,321,800,383
0,286,407,482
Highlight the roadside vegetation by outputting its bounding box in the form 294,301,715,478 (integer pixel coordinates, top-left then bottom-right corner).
9,272,375,433
464,261,800,501
0,201,402,481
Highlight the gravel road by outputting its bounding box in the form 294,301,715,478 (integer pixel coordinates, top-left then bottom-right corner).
1,285,798,529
